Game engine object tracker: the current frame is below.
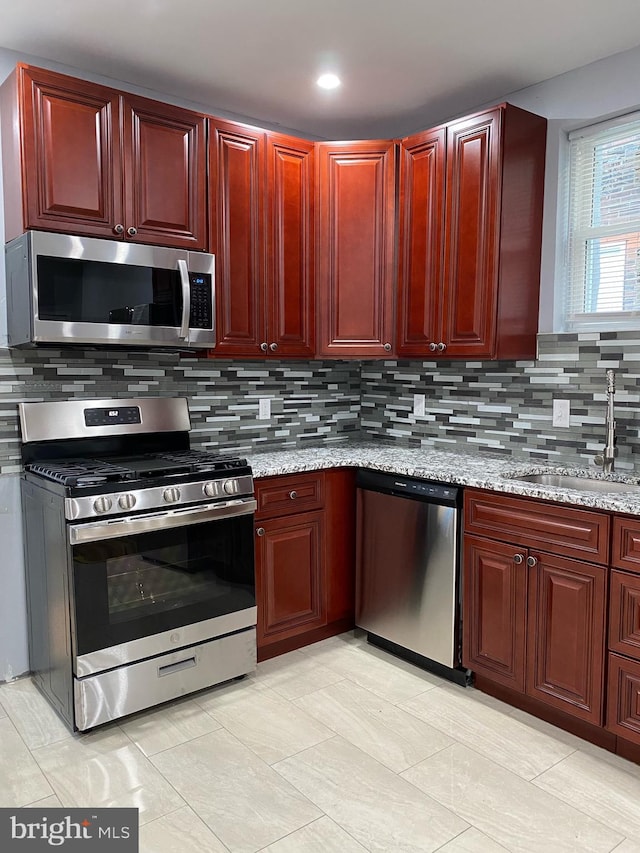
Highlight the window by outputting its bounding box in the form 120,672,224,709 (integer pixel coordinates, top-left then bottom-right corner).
564,113,640,330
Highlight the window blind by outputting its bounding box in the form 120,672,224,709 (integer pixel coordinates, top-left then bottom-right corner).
565,114,640,329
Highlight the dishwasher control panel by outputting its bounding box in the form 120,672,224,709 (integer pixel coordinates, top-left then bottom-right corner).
356,469,460,506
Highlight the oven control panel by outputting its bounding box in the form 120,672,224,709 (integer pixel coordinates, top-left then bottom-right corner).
84,407,142,427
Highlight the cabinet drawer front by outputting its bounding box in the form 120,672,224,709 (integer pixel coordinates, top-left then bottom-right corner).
255,473,324,518
606,653,640,745
612,517,640,573
610,570,640,659
464,490,609,564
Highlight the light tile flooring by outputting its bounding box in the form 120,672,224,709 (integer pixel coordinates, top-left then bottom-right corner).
2,631,640,852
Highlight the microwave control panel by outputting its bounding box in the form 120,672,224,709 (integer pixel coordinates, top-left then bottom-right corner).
189,274,213,329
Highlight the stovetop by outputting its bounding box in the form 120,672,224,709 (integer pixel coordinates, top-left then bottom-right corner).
27,449,249,488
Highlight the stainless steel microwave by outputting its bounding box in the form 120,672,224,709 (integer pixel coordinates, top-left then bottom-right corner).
5,231,215,349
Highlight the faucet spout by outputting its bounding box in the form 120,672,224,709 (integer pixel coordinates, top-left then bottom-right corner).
594,369,617,473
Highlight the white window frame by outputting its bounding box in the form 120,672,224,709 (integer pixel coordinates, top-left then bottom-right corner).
562,111,640,332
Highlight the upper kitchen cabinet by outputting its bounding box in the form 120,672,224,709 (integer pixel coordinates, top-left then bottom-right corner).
316,140,396,358
0,64,207,249
209,119,314,357
397,104,546,360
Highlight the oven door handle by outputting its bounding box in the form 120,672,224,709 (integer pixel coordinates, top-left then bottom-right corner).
68,498,257,544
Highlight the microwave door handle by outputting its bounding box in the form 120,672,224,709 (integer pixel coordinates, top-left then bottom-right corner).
177,259,190,339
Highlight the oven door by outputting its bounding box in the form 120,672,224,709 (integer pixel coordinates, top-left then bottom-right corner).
68,498,256,676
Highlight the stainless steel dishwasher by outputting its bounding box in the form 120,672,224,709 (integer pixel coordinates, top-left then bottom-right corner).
355,469,471,685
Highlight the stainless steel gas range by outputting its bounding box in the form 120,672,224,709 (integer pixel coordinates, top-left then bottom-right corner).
18,397,257,731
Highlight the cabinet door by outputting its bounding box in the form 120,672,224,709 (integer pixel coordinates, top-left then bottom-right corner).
265,133,315,357
123,95,207,249
396,127,446,357
317,141,396,357
463,534,527,691
526,553,606,725
442,109,501,358
16,65,122,239
209,119,265,356
607,653,640,746
255,511,326,647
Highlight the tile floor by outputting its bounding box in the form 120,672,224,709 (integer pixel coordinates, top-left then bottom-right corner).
1,631,640,852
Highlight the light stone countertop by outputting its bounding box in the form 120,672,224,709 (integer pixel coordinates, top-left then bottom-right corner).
245,442,640,515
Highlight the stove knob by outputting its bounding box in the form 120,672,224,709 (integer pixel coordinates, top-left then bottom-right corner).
163,487,181,504
223,479,238,495
118,493,137,511
93,496,113,515
203,482,219,498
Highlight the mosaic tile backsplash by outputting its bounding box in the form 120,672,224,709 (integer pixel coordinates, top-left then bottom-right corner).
0,350,360,474
1,331,640,475
360,332,640,471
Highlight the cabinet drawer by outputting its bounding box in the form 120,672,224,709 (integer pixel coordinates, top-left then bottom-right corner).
612,517,640,574
464,489,609,564
609,570,640,659
255,472,324,519
606,653,640,746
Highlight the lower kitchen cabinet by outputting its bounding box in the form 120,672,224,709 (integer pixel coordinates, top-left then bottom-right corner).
255,510,326,646
254,469,355,660
606,516,640,747
463,490,609,726
607,653,640,745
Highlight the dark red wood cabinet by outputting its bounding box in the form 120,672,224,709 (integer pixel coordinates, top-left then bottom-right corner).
607,517,640,746
209,120,314,358
463,490,608,725
397,105,546,360
316,140,396,358
254,470,355,660
1,64,207,249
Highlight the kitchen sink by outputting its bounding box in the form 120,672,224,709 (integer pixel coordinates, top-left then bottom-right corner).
510,473,640,493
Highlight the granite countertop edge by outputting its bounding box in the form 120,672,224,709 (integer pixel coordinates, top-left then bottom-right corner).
245,443,640,515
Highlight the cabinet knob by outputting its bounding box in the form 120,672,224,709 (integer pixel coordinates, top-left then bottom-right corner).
437,342,447,352
270,342,279,352
289,490,297,500
526,555,538,567
127,226,138,237
513,553,524,565
256,527,265,537
383,343,392,352
260,342,268,352
429,342,438,352
113,223,124,235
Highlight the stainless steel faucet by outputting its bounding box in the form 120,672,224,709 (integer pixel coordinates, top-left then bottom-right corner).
594,369,617,473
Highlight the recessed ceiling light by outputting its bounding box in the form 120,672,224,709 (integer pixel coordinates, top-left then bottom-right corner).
316,73,341,90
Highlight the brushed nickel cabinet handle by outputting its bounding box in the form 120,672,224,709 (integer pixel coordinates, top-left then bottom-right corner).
270,342,278,352
127,226,138,237
437,342,447,352
113,223,124,235
260,342,268,352
513,554,524,565
383,343,392,352
526,556,538,567
256,527,265,537
289,490,297,500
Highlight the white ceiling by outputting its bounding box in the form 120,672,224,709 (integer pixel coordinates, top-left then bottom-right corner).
2,0,640,138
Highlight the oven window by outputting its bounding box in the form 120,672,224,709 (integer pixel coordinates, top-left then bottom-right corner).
72,513,255,656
